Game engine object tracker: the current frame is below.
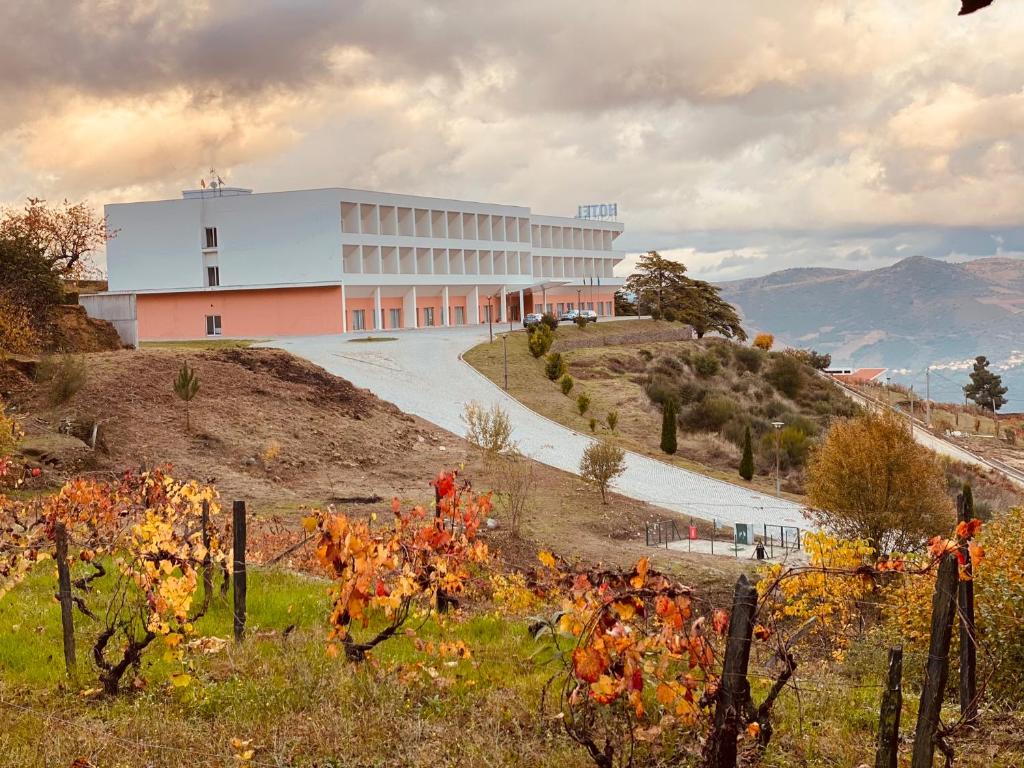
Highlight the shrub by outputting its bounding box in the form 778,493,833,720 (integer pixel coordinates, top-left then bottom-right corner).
560,374,574,395
605,411,619,432
0,296,39,358
0,398,21,458
739,426,754,481
766,354,805,399
644,376,675,406
545,352,567,381
662,308,676,322
588,417,597,432
462,401,516,456
660,400,677,454
691,352,720,378
173,360,200,432
682,393,737,432
733,345,764,374
494,452,534,538
805,410,954,554
576,392,591,416
574,314,588,329
637,349,653,362
579,440,626,503
528,324,554,358
541,312,559,331
708,342,732,363
753,333,774,351
36,353,87,406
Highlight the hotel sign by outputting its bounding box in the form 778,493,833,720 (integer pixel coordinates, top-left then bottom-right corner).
576,203,618,220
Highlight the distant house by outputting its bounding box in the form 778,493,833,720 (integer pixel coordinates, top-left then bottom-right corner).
825,367,888,385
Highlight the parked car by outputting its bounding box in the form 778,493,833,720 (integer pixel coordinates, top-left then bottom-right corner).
523,312,544,328
582,310,598,322
559,309,580,322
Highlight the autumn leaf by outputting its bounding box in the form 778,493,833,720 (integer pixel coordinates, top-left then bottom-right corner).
712,608,729,635
629,557,649,589
590,674,620,704
538,550,557,569
753,624,772,641
746,722,761,738
573,646,607,683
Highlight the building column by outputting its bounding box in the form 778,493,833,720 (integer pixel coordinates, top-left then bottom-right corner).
442,285,450,326
341,283,348,333
468,286,480,325
518,289,525,322
403,286,418,329
499,285,507,323
373,286,383,330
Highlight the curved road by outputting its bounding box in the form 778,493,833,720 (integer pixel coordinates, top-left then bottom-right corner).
266,326,811,531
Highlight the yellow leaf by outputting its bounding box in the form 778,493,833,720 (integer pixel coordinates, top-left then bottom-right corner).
301,515,318,533
538,551,557,569
170,673,192,688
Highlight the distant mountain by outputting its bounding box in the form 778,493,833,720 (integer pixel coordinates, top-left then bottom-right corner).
717,256,1024,406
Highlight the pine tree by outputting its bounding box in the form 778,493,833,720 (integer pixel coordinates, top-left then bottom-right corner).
739,426,754,481
660,400,677,455
963,356,1007,414
173,361,200,433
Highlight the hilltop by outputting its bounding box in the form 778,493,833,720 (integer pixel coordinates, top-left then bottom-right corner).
718,256,1024,387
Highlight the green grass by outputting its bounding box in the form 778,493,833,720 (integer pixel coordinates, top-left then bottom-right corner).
2,559,1022,767
140,339,260,350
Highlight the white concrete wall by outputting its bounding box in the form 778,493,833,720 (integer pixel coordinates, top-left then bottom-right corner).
80,293,137,347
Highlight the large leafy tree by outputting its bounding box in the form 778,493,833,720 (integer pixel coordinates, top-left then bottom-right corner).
624,250,689,317
0,237,63,313
963,355,1007,413
0,197,114,278
625,251,746,339
677,279,747,340
806,410,954,555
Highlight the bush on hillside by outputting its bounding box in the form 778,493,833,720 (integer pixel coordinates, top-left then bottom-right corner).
560,374,574,395
759,425,811,469
544,352,567,381
580,440,626,503
528,324,553,358
36,353,87,405
682,393,738,432
733,345,765,374
576,392,591,416
753,333,774,351
691,352,719,378
540,313,559,331
463,401,516,457
766,354,805,399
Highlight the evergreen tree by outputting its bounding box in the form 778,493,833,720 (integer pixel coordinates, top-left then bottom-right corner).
173,361,200,433
963,355,1007,413
624,250,689,317
660,400,677,455
677,279,747,341
739,426,754,481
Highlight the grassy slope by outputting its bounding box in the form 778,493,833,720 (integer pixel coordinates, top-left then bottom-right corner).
462,321,805,500
2,562,1022,767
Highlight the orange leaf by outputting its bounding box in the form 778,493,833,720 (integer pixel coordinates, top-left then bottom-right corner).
746,722,761,738
630,557,649,589
712,609,729,635
538,551,557,569
753,624,772,641
573,646,607,683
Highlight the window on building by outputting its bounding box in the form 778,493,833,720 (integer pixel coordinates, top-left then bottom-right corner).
206,265,220,287
204,227,218,249
455,306,465,325
389,308,401,329
587,302,594,311
352,309,366,331
557,302,565,314
205,315,222,336
423,307,435,327
546,303,553,315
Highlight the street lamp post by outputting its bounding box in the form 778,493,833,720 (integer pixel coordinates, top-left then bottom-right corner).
502,334,509,391
771,421,785,497
576,288,582,314
487,295,494,343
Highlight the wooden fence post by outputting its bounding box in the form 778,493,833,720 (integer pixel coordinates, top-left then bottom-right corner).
956,492,978,724
201,499,213,608
875,646,903,768
704,574,758,768
911,553,958,768
55,522,77,681
232,500,247,642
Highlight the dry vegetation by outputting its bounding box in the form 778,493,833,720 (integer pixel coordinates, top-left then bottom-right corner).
0,345,747,592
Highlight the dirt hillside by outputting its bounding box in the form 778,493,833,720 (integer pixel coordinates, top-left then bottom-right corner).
2,346,747,590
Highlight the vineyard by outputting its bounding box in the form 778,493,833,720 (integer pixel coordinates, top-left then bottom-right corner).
2,449,1023,767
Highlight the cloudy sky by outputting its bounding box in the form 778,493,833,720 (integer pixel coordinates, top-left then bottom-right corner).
2,0,1023,280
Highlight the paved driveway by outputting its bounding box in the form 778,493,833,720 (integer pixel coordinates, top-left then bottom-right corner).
266,325,810,531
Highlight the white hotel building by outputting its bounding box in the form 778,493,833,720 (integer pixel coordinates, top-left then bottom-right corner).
85,185,626,344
